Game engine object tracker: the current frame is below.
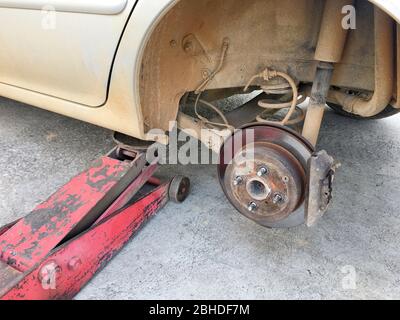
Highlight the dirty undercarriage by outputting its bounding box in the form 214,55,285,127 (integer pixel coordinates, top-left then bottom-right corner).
138,0,400,228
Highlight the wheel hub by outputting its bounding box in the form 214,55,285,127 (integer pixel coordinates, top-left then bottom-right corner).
218,124,314,228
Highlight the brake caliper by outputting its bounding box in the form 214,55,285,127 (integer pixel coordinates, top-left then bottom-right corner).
306,150,340,227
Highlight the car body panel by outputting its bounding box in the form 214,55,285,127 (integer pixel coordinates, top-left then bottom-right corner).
0,0,171,141
0,0,399,142
371,0,400,23
0,0,128,15
0,0,133,107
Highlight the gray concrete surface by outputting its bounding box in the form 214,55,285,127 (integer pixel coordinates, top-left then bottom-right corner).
0,96,399,300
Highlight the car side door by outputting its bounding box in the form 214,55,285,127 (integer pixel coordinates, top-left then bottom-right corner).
0,0,136,107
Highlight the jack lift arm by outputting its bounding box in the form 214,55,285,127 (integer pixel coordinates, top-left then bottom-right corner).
0,145,190,300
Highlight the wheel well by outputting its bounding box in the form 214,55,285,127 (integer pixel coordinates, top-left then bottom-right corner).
139,0,387,133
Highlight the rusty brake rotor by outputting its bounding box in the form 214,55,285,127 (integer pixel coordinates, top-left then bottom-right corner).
218,123,314,228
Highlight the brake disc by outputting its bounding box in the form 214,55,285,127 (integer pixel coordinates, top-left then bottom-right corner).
218,123,314,228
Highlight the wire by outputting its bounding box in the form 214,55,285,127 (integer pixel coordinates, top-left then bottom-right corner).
192,38,234,131
195,39,230,95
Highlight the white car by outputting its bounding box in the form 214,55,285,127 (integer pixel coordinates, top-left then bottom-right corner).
0,0,399,227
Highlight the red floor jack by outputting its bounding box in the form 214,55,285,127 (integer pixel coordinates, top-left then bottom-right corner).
0,145,190,300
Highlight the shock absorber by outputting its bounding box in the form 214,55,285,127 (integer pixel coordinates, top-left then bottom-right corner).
302,0,354,146
302,62,335,146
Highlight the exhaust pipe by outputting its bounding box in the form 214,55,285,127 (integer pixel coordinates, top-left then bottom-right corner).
331,7,395,117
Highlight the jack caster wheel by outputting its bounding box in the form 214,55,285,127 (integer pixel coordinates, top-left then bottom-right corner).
169,175,191,204
218,123,314,228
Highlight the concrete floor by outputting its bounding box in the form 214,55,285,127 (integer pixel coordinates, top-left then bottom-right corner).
0,96,399,300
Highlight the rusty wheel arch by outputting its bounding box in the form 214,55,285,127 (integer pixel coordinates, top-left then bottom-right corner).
137,0,398,134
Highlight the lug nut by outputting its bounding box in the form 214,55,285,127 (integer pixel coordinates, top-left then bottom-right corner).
273,193,284,205
233,176,244,186
248,202,258,212
257,166,269,177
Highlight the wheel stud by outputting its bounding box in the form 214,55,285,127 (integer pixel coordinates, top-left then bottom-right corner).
273,193,284,205
233,176,244,186
248,202,258,212
218,125,311,228
257,166,269,177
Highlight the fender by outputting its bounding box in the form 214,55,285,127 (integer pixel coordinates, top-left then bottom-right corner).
0,0,398,143
371,0,400,22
